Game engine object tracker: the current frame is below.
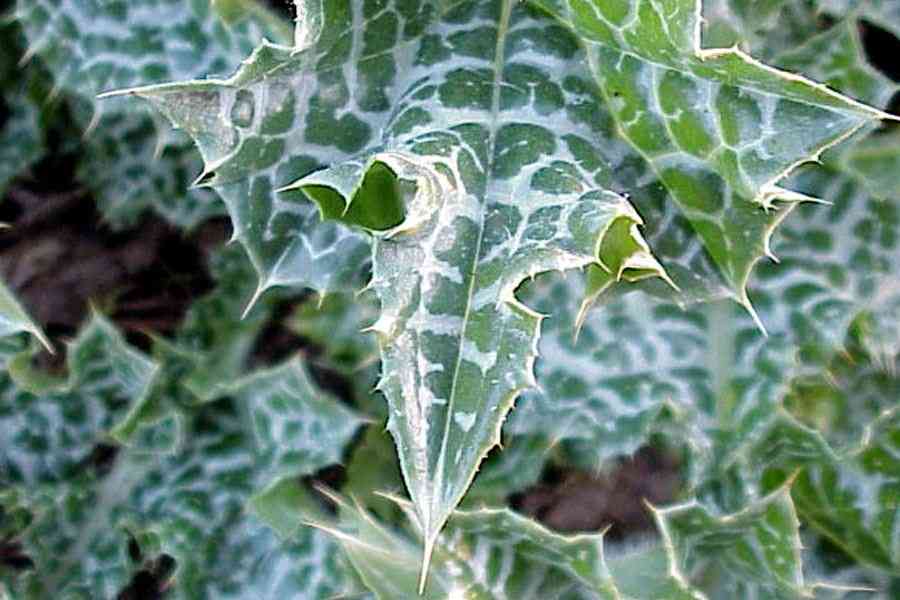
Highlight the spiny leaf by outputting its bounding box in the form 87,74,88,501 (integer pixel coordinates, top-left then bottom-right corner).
168,243,285,402
464,434,550,505
509,272,709,470
14,0,291,228
0,280,50,354
319,493,700,599
820,0,900,41
229,359,367,485
767,318,900,575
0,315,160,597
775,19,899,109
499,120,900,578
318,485,833,598
652,483,811,598
111,243,281,453
125,384,363,600
0,313,159,488
516,118,900,475
836,129,900,197
701,0,818,56
535,0,890,314
289,291,379,376
2,345,365,598
0,22,48,351
111,0,895,580
289,290,383,415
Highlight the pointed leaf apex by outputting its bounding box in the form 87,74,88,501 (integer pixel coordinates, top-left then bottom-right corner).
242,282,269,319
739,292,768,337
32,327,55,355
418,529,439,595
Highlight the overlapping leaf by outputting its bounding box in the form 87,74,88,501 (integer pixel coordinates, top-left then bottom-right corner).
0,309,366,598
0,281,50,354
508,129,900,577
821,0,900,40
301,482,843,598
776,20,898,109
120,372,364,600
14,0,292,228
508,273,710,470
111,0,895,578
701,0,818,56
0,314,159,488
166,243,285,401
320,493,696,599
536,0,889,313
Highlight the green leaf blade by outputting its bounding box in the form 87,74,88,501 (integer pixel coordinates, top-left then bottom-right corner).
109,1,897,586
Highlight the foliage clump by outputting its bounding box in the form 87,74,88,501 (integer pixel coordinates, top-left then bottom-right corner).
1,0,899,598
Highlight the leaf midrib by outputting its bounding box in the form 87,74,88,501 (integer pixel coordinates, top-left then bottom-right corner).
429,0,515,523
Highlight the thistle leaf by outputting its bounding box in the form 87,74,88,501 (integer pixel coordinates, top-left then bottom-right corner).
535,0,890,309
509,273,711,469
314,486,829,598
14,0,292,228
701,0,817,56
775,19,899,109
0,280,50,354
322,494,700,599
1,341,364,598
513,132,900,576
651,484,811,598
0,314,159,488
821,0,900,41
107,0,894,581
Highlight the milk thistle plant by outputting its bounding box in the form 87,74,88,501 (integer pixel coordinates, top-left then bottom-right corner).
1,0,899,598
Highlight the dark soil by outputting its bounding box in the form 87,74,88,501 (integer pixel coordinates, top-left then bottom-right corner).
0,178,226,364
0,538,34,572
511,446,682,538
261,0,294,18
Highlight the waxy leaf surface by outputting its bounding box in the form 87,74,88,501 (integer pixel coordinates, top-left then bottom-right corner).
115,0,894,576
15,0,292,228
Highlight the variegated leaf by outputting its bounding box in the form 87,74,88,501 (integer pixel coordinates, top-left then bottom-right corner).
652,484,811,599
322,493,700,599
775,19,899,109
124,387,363,600
169,243,284,402
15,0,292,229
821,0,900,41
0,313,159,488
498,120,900,580
109,0,893,581
2,348,364,598
111,243,280,453
701,0,817,57
508,272,710,470
229,359,366,486
313,486,835,598
0,21,48,351
0,280,50,354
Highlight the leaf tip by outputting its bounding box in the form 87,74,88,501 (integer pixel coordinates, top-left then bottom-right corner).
32,327,54,355
242,282,269,319
418,529,439,595
739,293,768,338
